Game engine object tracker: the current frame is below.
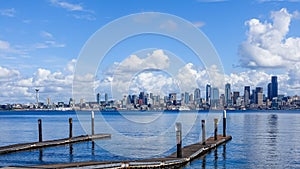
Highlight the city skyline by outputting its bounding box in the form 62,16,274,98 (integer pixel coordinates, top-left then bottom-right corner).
1,1,300,104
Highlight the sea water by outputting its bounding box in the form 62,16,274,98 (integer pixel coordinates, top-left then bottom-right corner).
0,110,299,168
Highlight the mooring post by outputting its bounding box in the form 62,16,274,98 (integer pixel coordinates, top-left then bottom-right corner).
201,120,206,145
214,118,218,141
175,122,182,158
38,119,42,142
91,111,95,135
223,110,227,137
69,118,73,138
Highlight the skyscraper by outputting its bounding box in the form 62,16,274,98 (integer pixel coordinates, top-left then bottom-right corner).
255,87,263,105
96,93,100,104
271,76,278,99
211,87,219,107
184,92,189,105
233,91,240,105
194,88,201,104
206,84,211,105
267,83,272,100
244,86,250,106
225,83,231,106
105,93,108,104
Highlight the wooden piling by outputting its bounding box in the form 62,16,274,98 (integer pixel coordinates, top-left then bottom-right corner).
214,118,218,141
175,122,182,158
223,110,226,137
91,111,95,135
38,119,42,142
69,118,73,138
201,120,206,145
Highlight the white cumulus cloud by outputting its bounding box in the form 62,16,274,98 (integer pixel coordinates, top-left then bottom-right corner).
239,8,300,68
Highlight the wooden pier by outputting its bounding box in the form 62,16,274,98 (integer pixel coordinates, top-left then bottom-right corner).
19,135,231,169
0,134,111,155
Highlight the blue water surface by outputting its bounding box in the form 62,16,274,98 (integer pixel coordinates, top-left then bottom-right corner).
0,110,299,168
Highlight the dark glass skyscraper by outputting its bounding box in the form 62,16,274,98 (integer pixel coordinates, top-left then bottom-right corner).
267,83,272,100
225,83,231,106
206,84,211,105
271,76,278,99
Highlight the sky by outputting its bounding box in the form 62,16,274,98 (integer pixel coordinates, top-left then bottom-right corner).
0,0,300,104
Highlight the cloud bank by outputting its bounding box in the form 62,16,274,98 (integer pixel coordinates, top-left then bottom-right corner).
239,8,300,69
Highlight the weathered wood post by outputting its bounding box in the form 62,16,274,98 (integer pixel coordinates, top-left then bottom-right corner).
223,110,226,137
201,120,206,145
214,118,218,141
69,118,73,138
91,111,95,135
175,122,182,158
38,119,42,142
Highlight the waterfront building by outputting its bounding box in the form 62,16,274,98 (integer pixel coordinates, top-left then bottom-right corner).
211,87,219,107
233,91,240,105
271,76,278,100
194,88,201,104
105,93,108,104
169,93,177,105
206,84,211,105
255,87,263,106
225,83,232,106
244,86,250,106
267,83,272,100
96,93,100,104
184,92,189,105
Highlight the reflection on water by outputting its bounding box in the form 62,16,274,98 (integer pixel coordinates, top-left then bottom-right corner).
202,156,206,169
39,149,43,162
69,144,73,162
214,148,218,169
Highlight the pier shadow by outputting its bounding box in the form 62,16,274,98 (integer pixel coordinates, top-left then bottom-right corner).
39,148,43,162
214,148,218,169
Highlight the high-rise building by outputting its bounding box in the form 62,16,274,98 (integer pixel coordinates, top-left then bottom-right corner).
267,83,272,100
225,83,232,106
194,88,201,104
184,92,189,105
233,91,240,105
96,93,100,104
105,93,108,104
271,76,278,99
206,84,211,105
255,87,263,105
220,94,225,107
211,87,219,107
244,86,250,106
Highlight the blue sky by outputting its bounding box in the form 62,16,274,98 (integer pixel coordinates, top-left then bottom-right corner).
1,0,300,103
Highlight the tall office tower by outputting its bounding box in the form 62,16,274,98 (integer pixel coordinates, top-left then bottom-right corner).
206,84,211,105
271,76,278,99
211,87,219,107
244,86,250,106
184,92,190,104
267,83,272,100
233,91,240,105
194,88,201,104
105,93,108,104
251,89,256,104
96,93,100,104
225,83,232,106
255,87,263,105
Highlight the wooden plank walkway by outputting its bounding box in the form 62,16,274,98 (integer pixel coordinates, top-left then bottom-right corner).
23,135,232,169
0,134,111,155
